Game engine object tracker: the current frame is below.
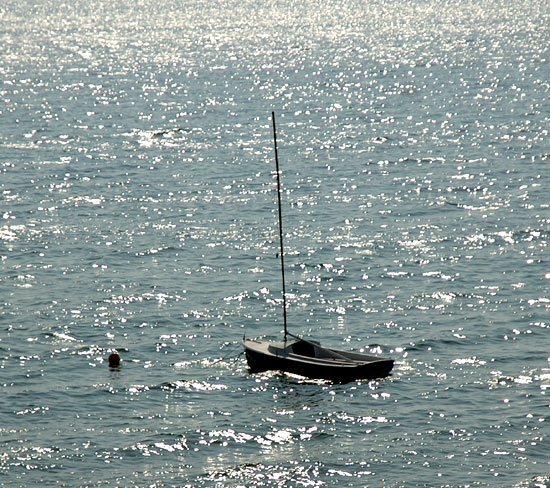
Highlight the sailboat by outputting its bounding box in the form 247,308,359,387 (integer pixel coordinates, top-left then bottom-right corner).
242,112,394,382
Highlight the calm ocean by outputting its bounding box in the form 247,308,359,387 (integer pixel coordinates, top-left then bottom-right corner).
1,0,548,486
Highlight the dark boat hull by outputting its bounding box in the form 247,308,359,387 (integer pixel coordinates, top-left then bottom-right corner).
243,338,393,382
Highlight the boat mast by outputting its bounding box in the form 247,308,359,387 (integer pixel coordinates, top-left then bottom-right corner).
271,112,288,341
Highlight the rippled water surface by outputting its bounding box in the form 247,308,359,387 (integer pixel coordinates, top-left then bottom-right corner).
1,0,549,486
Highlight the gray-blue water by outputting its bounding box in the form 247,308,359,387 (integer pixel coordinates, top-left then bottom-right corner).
1,0,548,486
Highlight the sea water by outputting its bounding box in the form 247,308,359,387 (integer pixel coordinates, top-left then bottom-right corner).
0,0,548,486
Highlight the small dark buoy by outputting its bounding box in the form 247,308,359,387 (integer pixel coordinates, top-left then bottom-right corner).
108,352,121,368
